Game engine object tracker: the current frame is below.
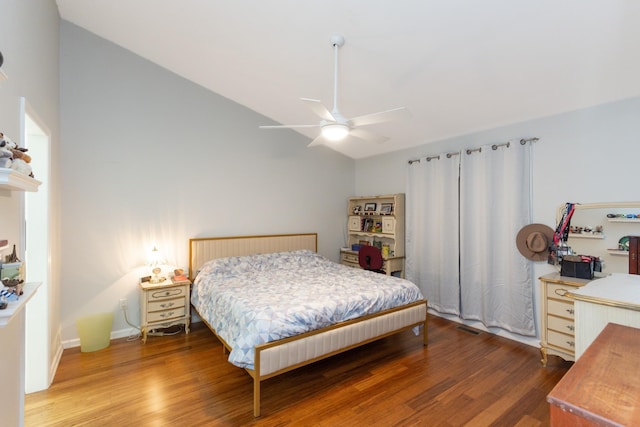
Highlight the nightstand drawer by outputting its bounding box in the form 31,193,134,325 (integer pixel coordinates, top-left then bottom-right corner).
148,286,186,301
147,306,187,323
547,315,575,335
548,299,575,319
148,297,185,312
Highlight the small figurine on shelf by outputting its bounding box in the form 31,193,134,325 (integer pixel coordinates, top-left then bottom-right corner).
5,244,20,263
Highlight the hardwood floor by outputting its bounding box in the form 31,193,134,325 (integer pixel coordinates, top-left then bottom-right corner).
25,315,571,426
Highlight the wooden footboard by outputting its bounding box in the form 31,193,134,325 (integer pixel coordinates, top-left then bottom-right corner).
241,300,427,417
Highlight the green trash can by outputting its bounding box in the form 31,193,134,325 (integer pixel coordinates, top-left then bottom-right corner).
76,312,113,352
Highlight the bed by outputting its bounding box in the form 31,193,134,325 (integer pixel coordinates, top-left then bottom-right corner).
189,233,428,417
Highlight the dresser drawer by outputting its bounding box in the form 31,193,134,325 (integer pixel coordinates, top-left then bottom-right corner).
147,306,187,323
148,286,186,301
546,283,577,302
547,315,575,336
148,297,185,312
547,329,575,352
548,299,575,319
342,252,359,264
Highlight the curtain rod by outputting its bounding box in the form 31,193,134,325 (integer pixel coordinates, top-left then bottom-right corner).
408,137,539,164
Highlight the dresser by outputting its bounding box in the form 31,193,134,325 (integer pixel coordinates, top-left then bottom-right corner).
539,273,592,366
139,278,191,343
547,323,640,426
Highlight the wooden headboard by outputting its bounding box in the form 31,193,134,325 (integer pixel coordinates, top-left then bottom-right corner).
188,233,318,280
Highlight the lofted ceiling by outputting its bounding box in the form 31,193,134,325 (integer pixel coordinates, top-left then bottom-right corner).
56,0,640,159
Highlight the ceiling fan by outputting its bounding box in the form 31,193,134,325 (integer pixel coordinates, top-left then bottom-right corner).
260,34,409,148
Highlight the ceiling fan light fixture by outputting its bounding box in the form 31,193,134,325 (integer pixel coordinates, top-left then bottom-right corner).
321,123,349,141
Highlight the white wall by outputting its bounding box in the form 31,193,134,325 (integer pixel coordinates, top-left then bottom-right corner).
59,22,355,343
0,0,61,389
354,96,640,344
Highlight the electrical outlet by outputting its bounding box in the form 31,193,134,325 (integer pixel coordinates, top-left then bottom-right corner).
119,298,128,310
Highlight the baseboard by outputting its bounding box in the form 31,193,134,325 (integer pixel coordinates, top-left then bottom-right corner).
61,327,141,349
428,309,540,348
49,329,63,384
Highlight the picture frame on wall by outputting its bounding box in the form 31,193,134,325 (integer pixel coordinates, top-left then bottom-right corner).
380,203,393,214
364,202,377,212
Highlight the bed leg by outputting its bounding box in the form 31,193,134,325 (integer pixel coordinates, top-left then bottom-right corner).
423,319,428,346
253,377,261,417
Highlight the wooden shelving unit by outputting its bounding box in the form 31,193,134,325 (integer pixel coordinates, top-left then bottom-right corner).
341,194,405,277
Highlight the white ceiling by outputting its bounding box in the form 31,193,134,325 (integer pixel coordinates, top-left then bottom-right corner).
56,0,640,159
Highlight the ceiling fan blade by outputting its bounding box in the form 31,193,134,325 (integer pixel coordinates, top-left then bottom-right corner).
300,98,336,122
349,128,389,144
307,134,326,148
259,124,320,129
349,107,410,127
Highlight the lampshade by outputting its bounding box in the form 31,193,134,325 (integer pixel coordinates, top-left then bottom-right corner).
321,123,349,141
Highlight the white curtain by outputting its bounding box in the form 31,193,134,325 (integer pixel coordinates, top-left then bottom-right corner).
406,153,460,315
459,143,534,336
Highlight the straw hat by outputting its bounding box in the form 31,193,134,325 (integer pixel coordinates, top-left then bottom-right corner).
516,224,554,261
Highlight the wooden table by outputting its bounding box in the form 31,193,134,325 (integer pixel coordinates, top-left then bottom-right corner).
547,323,640,426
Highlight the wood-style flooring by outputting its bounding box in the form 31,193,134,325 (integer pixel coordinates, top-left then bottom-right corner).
25,315,571,426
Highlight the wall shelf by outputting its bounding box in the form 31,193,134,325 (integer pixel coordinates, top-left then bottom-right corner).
0,168,41,192
607,218,640,223
607,249,629,256
569,233,605,240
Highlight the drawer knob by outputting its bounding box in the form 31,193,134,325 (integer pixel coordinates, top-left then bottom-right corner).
160,311,174,318
160,302,174,308
567,340,575,347
566,308,574,315
567,325,575,331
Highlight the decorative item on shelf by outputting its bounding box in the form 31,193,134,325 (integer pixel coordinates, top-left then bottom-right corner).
352,205,362,214
1,244,24,291
380,203,393,215
381,243,390,258
0,131,34,177
363,218,374,232
364,202,377,213
619,236,631,251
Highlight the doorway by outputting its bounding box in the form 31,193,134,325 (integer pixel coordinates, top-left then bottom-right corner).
21,98,53,393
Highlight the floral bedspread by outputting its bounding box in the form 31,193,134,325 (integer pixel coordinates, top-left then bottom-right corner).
191,249,424,369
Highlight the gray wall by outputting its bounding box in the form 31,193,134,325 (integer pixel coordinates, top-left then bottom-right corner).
0,0,61,378
59,22,354,342
354,96,640,343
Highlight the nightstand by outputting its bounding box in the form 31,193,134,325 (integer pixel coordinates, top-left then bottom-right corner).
139,278,191,343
